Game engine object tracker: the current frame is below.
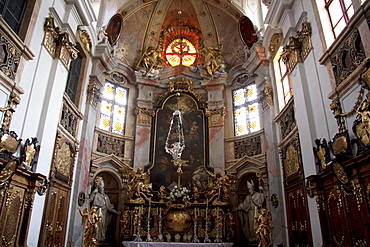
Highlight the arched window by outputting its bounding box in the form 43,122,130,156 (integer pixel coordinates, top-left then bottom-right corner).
99,81,128,135
232,83,260,136
165,38,197,67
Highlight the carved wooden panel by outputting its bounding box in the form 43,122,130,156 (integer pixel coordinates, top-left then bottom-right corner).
0,168,46,247
285,182,312,247
307,151,370,246
43,186,69,247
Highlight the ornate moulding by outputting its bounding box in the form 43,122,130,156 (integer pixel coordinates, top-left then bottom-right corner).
135,106,155,126
279,132,303,180
60,94,84,138
268,32,282,54
259,85,273,110
0,18,31,98
42,16,79,69
78,29,91,54
281,22,312,72
87,75,103,109
155,78,206,108
205,107,226,127
51,131,78,186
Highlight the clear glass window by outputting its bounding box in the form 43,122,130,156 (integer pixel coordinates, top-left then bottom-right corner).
274,47,293,110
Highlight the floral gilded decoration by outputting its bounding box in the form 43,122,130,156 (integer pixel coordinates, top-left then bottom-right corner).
99,81,128,135
135,106,155,126
96,133,125,157
233,83,260,136
205,107,226,127
280,133,302,178
234,135,262,159
56,142,73,178
78,30,92,53
330,29,366,85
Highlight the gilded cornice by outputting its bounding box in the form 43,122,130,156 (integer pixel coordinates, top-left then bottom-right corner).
205,107,226,127
135,106,155,126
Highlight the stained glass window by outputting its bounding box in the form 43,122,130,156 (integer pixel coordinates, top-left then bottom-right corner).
233,83,260,136
165,38,197,67
99,81,128,135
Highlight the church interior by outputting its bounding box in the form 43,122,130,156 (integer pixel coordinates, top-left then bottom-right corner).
0,0,369,246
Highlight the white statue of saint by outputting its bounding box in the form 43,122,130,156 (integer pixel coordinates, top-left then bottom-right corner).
90,176,121,241
237,180,265,242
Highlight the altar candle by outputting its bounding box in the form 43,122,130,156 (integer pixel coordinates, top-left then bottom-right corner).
159,207,162,218
206,199,208,218
148,198,151,218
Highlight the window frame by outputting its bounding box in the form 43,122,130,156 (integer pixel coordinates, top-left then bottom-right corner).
274,47,293,110
324,0,354,39
99,80,129,135
65,53,83,104
0,0,28,34
232,82,261,137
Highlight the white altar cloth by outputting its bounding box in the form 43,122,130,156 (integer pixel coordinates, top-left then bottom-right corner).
122,242,234,247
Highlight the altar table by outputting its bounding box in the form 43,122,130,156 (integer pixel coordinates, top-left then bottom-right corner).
122,242,234,247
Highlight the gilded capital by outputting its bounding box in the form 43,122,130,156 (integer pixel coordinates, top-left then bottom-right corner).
135,106,155,126
205,107,226,127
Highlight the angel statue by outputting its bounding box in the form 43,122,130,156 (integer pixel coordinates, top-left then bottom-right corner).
79,206,102,247
121,167,153,203
255,208,273,247
207,172,233,205
136,46,164,77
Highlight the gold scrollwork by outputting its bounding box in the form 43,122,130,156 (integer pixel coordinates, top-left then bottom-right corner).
281,22,312,72
282,140,301,178
156,79,206,108
333,161,349,184
351,178,363,210
333,236,344,246
268,32,282,54
135,106,155,126
78,30,91,53
87,80,102,109
56,142,73,178
2,235,16,247
205,107,226,127
42,16,79,69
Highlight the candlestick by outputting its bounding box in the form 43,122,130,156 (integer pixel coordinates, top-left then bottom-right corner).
146,198,153,242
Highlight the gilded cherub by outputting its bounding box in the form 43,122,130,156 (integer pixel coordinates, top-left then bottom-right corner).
79,206,102,247
255,208,273,247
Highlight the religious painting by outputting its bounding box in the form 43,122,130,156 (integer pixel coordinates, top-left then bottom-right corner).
150,93,207,192
106,14,122,45
239,16,257,48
